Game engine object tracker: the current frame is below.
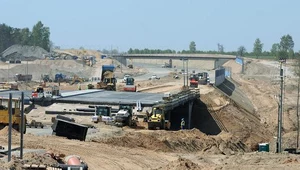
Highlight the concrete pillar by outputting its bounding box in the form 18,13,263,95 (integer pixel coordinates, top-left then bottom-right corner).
214,59,219,69
188,101,193,129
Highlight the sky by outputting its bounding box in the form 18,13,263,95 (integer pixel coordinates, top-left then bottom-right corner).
0,0,299,52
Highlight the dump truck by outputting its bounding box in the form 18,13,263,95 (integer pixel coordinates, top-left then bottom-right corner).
198,72,209,85
0,98,27,133
14,74,32,82
96,65,117,91
123,77,136,92
148,106,170,130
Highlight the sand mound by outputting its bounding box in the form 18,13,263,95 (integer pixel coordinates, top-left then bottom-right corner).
155,157,203,170
0,126,20,136
0,152,58,170
93,128,249,154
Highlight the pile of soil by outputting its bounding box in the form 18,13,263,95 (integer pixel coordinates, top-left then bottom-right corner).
0,126,20,136
155,157,203,170
93,128,250,154
0,152,58,170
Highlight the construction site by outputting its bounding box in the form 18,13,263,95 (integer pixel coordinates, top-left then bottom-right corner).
0,47,300,170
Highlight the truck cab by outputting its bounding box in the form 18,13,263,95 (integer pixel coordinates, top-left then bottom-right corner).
91,106,112,123
0,98,26,133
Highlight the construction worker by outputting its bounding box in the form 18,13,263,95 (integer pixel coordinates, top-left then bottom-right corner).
78,84,81,90
180,118,185,130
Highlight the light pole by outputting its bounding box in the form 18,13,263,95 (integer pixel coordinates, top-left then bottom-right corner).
186,59,189,87
180,58,188,87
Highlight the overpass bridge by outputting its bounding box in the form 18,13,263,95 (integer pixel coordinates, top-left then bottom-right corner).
0,89,199,128
113,54,236,69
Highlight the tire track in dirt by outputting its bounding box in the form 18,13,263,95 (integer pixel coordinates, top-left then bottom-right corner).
22,135,173,170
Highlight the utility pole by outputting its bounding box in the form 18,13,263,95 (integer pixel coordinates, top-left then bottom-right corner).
297,77,300,149
181,58,185,87
186,59,189,87
277,60,284,153
8,93,12,162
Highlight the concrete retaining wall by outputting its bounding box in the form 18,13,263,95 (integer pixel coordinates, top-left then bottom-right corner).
215,68,225,86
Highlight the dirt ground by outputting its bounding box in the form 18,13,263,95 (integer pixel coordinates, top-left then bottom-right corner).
2,54,300,169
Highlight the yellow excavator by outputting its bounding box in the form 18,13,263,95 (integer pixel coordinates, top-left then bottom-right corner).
69,75,84,85
147,106,171,130
0,98,27,133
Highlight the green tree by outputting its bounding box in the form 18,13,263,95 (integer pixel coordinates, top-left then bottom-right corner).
253,38,263,59
280,34,294,51
20,28,31,45
237,46,246,57
278,34,294,59
128,48,133,54
189,41,196,53
289,49,295,59
271,43,280,57
31,21,50,51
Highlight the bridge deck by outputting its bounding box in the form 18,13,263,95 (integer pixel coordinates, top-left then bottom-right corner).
0,90,164,106
56,90,164,106
113,54,236,60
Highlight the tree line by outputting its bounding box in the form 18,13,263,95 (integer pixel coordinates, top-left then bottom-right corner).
127,34,299,60
0,21,50,53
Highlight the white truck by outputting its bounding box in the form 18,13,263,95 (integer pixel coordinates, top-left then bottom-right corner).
149,75,160,80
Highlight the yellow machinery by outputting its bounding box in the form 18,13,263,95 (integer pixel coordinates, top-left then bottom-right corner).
148,106,170,130
96,71,116,91
0,98,26,133
69,75,84,85
0,82,18,90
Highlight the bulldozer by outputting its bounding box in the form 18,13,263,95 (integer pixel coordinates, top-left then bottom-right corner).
0,98,27,133
148,106,170,130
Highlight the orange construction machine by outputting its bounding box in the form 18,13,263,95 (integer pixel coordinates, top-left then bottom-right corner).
189,74,199,88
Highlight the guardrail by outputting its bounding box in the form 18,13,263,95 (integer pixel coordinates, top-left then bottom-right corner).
154,88,200,110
